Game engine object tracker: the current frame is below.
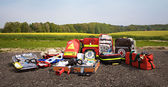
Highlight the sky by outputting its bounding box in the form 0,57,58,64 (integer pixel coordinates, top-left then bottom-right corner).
0,0,168,28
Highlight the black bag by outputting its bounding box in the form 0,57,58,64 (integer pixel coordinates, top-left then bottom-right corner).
115,38,136,58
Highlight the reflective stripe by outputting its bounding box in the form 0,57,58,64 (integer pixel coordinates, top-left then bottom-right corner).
84,45,98,47
121,58,125,60
64,52,77,56
99,57,122,61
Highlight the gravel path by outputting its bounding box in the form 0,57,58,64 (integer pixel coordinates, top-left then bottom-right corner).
0,50,168,87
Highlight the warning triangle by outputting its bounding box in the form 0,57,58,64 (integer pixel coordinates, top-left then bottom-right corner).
68,43,75,49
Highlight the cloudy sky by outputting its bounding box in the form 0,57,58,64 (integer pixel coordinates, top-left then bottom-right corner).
0,0,168,28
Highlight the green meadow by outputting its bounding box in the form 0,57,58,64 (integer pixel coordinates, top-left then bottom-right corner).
0,31,168,49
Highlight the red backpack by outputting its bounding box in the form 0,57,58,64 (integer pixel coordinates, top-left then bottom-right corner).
63,39,80,58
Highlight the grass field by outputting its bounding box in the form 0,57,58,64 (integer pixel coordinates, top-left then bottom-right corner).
109,31,168,40
0,39,67,48
109,31,168,36
136,40,168,47
0,31,168,49
0,33,99,40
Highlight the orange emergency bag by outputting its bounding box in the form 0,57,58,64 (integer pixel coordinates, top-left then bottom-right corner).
125,51,155,70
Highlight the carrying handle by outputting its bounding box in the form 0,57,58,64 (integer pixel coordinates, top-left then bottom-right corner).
133,54,141,62
129,51,141,68
129,51,141,63
129,51,135,65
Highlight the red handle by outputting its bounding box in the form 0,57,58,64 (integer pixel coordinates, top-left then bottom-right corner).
56,68,65,75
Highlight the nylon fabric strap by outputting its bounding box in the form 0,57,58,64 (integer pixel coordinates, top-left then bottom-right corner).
133,54,140,62
146,56,154,69
129,51,134,65
149,61,153,69
132,53,141,68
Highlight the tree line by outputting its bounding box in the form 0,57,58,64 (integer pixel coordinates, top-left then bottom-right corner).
1,22,168,33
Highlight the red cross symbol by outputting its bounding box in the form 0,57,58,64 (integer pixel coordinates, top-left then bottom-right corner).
120,51,123,55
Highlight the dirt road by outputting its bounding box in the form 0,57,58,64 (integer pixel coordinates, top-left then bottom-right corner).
0,50,168,87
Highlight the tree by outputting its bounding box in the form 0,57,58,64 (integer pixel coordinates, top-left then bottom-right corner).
66,24,77,32
127,25,137,31
43,22,50,32
95,23,101,34
3,22,21,32
49,23,56,32
88,23,96,33
3,22,12,32
61,25,70,32
0,28,3,32
31,23,43,32
2,22,168,33
58,25,63,32
20,22,32,32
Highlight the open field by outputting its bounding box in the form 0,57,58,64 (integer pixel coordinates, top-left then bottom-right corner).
0,39,67,48
0,40,168,49
0,33,99,40
109,31,168,36
1,31,168,40
0,31,168,49
0,50,168,87
109,31,168,40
